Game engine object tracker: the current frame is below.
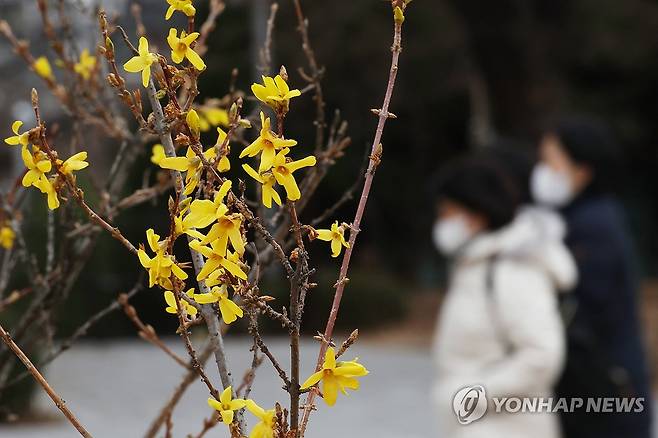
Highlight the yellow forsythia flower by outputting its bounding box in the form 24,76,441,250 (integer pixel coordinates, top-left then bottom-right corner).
74,49,97,80
188,240,246,281
34,177,60,210
245,400,276,438
158,145,216,195
163,289,197,318
204,252,244,287
173,199,204,240
184,181,245,256
4,121,30,147
199,106,229,131
242,164,281,209
33,56,54,81
182,180,231,229
270,148,316,201
167,29,205,71
215,127,230,173
165,0,196,20
151,144,166,165
193,285,243,324
315,221,350,258
123,37,158,88
186,109,201,139
21,146,51,188
251,74,300,113
60,151,89,175
137,228,188,288
199,211,244,255
300,347,368,406
240,112,297,173
159,146,202,174
0,225,15,250
207,386,247,425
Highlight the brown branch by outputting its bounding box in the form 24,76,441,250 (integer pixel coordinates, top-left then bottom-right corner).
310,140,369,227
287,202,307,434
31,89,138,255
144,342,214,438
299,3,407,435
259,3,279,74
0,286,34,312
168,282,221,403
0,322,93,437
195,0,226,57
190,411,221,438
242,292,295,332
290,0,326,153
0,281,143,391
236,338,263,398
248,312,291,389
118,294,190,369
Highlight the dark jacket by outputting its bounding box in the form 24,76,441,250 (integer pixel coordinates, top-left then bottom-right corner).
556,192,652,438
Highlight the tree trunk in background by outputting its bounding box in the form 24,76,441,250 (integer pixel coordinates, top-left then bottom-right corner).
250,0,268,79
447,0,570,139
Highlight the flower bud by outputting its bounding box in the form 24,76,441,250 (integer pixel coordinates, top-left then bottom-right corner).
279,65,288,82
229,102,238,121
393,6,405,23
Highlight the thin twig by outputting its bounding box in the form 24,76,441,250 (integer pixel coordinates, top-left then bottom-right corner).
0,322,93,437
195,0,226,57
259,3,279,73
248,313,291,389
1,281,143,390
143,342,213,438
290,0,326,153
299,3,407,435
119,294,190,369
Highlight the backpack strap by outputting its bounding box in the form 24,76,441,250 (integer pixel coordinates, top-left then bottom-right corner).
485,254,515,354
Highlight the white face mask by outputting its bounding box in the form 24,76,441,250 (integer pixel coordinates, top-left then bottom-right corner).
530,163,575,207
432,216,473,255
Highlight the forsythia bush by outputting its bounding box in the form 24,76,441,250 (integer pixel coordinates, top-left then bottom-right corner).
0,0,410,436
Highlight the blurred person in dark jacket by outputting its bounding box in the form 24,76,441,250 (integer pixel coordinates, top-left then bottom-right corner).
532,116,653,438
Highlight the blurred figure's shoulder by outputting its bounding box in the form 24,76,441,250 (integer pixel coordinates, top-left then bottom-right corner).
517,205,566,241
564,194,627,238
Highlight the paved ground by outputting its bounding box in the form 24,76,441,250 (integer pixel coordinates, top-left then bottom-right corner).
0,337,435,438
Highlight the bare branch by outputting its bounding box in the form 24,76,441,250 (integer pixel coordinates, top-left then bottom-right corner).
0,323,93,437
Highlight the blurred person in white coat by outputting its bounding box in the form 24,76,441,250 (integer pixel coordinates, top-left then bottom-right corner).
431,156,577,438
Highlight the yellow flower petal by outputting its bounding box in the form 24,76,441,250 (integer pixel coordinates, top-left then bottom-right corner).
123,56,147,73
300,370,324,390
207,397,222,411
315,230,333,241
220,257,246,280
324,347,336,369
322,378,339,406
220,386,232,404
159,156,190,172
193,292,218,304
185,48,206,71
11,120,22,135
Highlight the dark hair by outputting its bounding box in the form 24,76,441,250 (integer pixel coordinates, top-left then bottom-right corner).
432,156,519,231
476,139,535,204
549,115,620,193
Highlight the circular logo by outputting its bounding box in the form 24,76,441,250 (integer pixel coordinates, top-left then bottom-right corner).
452,385,487,425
